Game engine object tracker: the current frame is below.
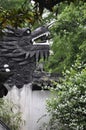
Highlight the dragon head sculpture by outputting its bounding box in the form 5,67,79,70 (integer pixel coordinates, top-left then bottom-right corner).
0,24,51,97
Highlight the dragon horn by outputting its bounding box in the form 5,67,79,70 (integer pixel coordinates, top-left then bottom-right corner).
47,20,57,28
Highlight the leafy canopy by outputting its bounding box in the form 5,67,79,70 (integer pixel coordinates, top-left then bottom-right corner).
45,1,86,73
0,0,37,30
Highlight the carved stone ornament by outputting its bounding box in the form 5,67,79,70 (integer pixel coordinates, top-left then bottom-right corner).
0,25,50,97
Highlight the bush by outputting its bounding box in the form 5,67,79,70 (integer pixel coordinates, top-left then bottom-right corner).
0,98,24,130
47,60,86,130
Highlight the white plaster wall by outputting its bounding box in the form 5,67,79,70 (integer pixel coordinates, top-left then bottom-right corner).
6,84,50,130
0,125,4,130
0,124,5,130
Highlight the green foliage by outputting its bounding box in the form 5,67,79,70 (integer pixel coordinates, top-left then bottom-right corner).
0,0,25,9
46,60,86,130
45,1,86,73
0,0,37,30
0,98,24,130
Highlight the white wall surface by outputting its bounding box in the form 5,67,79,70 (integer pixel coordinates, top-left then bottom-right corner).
6,84,50,130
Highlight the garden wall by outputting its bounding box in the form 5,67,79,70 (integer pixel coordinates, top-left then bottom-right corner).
7,84,50,130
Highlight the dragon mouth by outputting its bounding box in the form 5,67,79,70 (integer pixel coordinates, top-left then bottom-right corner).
32,32,50,45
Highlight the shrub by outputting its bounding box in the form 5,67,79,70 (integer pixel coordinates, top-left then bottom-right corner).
47,60,86,130
0,98,24,130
